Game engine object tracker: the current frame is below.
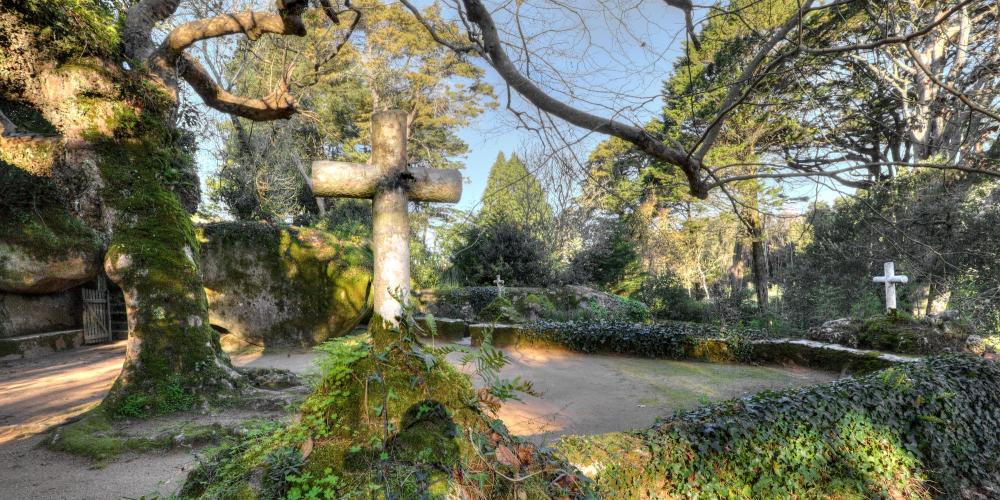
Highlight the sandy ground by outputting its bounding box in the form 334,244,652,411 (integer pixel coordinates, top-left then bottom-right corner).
0,339,838,498
438,341,839,446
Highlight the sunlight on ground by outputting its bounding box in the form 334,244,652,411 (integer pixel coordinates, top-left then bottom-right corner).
0,340,839,449
0,342,126,444
445,344,839,445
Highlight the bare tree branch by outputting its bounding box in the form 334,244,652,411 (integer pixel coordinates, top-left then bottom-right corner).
126,0,356,122
460,0,709,197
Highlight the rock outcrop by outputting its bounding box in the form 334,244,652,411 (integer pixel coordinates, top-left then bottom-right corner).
200,223,373,348
0,242,101,294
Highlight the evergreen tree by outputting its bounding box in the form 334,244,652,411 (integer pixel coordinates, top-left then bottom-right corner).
479,152,553,232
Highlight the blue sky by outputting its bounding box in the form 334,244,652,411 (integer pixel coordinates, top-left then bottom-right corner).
193,1,841,217
195,1,694,215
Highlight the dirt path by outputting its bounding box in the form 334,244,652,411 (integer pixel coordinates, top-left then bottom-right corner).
0,340,839,498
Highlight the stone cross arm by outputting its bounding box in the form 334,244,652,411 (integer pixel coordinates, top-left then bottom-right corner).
311,161,462,203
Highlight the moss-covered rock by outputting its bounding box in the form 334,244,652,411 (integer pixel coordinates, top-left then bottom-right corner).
199,222,373,348
180,320,594,499
806,314,972,355
0,162,102,293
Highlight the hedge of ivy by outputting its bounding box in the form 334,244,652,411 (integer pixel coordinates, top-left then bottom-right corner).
521,320,765,361
556,355,1000,498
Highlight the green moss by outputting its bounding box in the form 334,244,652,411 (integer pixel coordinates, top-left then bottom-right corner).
75,67,236,415
0,161,101,260
48,409,232,465
114,375,198,418
182,321,593,498
5,0,122,60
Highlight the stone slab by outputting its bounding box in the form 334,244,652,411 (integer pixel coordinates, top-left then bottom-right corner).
0,329,85,361
469,323,525,347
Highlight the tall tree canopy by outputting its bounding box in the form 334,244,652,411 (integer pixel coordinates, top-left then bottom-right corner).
478,152,552,231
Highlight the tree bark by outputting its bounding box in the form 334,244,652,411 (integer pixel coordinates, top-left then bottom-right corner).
750,236,769,314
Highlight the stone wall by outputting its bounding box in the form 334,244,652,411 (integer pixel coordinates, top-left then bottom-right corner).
0,289,81,338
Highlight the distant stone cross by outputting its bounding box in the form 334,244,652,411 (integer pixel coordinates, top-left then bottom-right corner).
494,275,505,297
872,261,909,311
311,110,462,325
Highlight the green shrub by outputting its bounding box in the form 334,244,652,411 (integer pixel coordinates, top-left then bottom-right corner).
556,355,1000,498
635,273,706,322
447,221,552,286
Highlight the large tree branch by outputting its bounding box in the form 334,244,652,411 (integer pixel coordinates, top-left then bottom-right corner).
458,0,709,197
127,0,339,121
156,6,308,62
177,53,297,120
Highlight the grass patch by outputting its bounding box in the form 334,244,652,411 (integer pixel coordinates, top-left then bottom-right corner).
47,408,234,465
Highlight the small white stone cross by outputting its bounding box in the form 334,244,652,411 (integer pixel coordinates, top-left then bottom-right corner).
494,275,505,297
872,261,909,311
311,110,462,326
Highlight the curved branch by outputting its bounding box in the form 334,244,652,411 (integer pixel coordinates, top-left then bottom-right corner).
157,8,307,62
142,0,320,121
177,53,297,121
459,0,709,198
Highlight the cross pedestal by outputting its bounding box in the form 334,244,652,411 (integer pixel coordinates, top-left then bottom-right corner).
311,110,462,326
872,261,909,311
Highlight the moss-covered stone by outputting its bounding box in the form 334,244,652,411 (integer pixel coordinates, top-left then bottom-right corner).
199,222,373,348
807,315,973,355
0,161,102,293
2,1,240,418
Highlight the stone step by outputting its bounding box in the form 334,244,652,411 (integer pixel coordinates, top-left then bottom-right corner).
412,316,469,342
0,329,85,361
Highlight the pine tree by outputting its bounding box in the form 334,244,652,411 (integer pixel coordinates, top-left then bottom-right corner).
479,152,553,232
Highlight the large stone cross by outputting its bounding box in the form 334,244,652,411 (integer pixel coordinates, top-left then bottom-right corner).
311,110,462,325
872,261,909,311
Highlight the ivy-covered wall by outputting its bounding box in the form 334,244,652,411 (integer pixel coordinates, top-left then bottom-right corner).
556,355,1000,498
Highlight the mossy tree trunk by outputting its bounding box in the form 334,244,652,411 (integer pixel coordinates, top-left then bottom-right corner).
1,6,238,415
98,116,241,414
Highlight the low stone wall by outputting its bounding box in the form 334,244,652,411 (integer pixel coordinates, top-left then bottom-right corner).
0,329,84,361
454,319,918,374
413,285,649,324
